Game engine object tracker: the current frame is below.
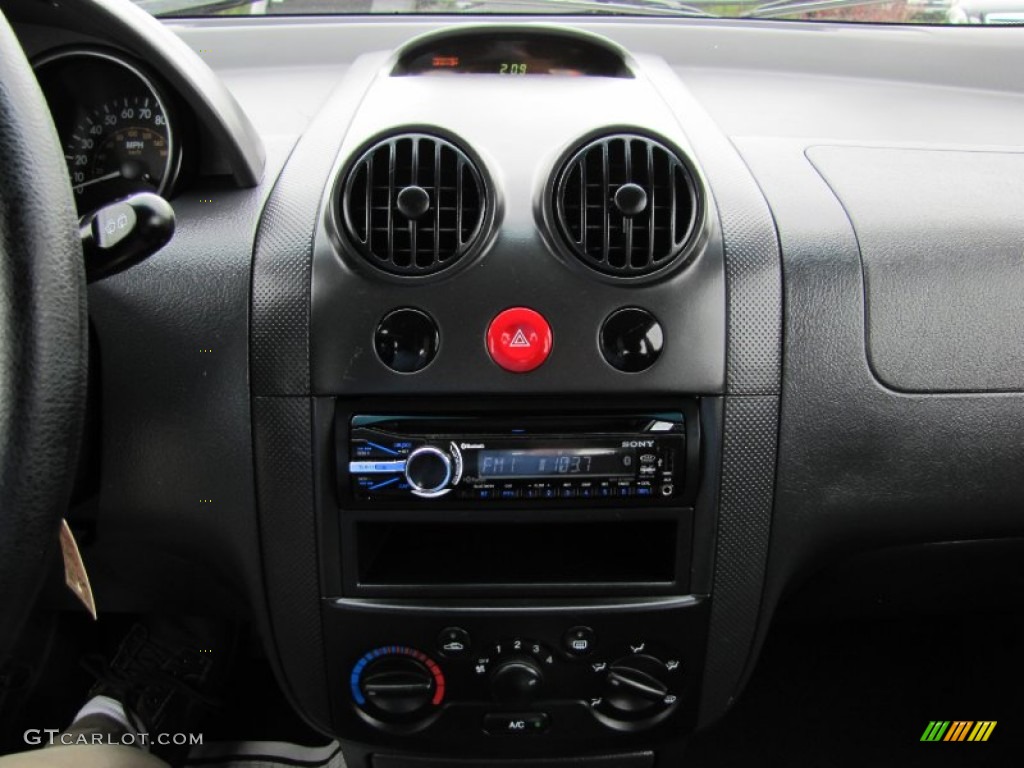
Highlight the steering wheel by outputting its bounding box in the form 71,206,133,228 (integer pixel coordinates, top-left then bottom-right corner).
0,11,88,660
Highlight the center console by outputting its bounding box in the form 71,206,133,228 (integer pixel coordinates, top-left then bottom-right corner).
248,21,781,768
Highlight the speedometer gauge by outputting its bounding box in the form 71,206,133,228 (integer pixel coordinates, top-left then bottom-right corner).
34,49,179,215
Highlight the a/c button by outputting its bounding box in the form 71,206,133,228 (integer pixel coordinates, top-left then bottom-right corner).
483,712,550,736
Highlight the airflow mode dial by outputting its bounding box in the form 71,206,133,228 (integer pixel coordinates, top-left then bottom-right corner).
553,134,701,278
340,133,487,276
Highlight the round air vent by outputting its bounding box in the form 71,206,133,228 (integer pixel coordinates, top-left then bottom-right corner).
340,133,488,276
553,134,701,278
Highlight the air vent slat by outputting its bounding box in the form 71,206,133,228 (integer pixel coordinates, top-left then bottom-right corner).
456,156,464,248
646,142,655,267
433,140,441,266
579,156,587,253
669,157,677,248
553,133,701,278
387,142,396,263
341,133,487,276
364,158,373,250
601,141,610,266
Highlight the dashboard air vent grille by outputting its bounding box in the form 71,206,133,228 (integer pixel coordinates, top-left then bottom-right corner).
554,134,700,277
341,133,486,276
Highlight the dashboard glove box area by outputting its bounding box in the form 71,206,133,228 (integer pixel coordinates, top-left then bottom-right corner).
808,145,1024,393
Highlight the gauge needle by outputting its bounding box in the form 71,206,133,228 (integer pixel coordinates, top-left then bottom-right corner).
74,171,122,191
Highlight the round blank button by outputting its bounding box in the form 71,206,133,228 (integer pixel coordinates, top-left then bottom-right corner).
375,308,439,373
600,307,664,373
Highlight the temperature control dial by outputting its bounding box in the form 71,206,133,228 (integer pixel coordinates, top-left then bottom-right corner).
361,657,435,716
350,646,445,722
405,446,452,496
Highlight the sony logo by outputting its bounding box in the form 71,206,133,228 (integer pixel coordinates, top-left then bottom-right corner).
460,442,485,450
622,440,655,448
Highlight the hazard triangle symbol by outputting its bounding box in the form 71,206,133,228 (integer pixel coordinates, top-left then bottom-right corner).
509,329,531,348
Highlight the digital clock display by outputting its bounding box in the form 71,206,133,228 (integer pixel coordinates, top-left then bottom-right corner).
477,449,633,479
393,33,632,78
498,63,529,75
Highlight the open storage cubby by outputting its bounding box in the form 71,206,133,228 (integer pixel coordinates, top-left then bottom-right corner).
349,516,689,596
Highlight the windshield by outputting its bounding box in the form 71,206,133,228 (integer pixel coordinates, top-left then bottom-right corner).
134,0,1024,25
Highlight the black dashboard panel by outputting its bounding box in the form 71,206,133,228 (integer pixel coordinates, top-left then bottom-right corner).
309,41,726,399
8,5,1024,767
737,133,1024,660
809,145,1024,394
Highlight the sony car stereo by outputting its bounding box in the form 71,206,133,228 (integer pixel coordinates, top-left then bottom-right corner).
344,412,686,504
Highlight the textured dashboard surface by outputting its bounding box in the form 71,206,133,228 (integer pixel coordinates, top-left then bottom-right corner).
738,136,1024,631
642,59,782,726
87,141,290,614
810,145,1024,394
251,54,385,396
252,396,331,730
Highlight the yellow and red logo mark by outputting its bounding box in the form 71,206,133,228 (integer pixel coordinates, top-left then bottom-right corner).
921,721,997,742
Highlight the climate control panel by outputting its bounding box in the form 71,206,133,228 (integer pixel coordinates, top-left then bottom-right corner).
329,600,708,754
349,633,685,733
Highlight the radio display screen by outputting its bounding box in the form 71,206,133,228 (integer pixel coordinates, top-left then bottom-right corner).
477,449,633,479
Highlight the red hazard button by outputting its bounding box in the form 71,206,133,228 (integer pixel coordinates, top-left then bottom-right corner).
486,307,553,373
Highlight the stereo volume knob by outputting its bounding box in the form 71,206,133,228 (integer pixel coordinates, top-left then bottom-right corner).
405,446,452,496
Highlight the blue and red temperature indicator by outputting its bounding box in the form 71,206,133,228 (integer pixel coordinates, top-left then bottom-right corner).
350,646,446,707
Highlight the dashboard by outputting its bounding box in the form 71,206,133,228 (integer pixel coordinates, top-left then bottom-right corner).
5,2,1024,767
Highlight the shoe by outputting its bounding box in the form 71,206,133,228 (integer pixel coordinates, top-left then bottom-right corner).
81,616,235,766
